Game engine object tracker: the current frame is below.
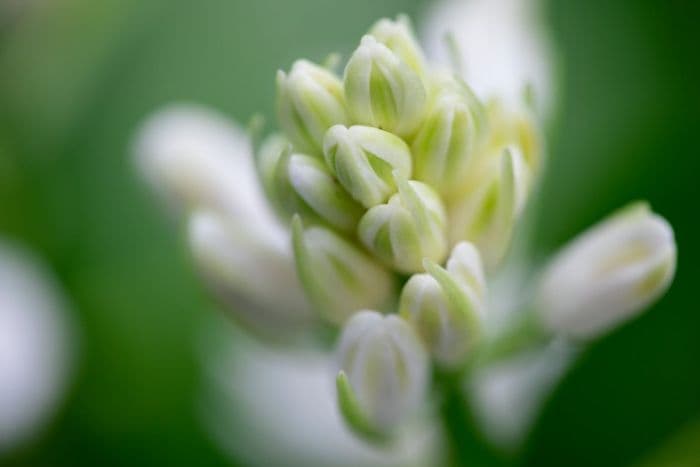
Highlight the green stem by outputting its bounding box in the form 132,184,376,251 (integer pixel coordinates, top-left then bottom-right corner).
435,370,504,467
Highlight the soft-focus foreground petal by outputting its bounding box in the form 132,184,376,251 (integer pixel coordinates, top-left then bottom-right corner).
537,202,676,340
0,240,76,454
468,339,574,449
188,211,311,335
421,0,557,120
134,104,311,335
200,320,441,467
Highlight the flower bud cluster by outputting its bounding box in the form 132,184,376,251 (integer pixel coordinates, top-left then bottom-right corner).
269,16,541,286
135,12,679,449
263,16,545,437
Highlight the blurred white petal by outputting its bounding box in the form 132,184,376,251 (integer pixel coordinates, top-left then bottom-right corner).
189,211,311,334
133,103,285,248
537,203,676,340
200,321,441,467
421,0,557,119
468,339,573,449
0,240,76,453
134,104,311,332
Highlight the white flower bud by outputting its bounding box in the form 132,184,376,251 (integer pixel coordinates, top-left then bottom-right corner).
359,172,448,274
277,60,348,154
448,146,529,271
399,242,486,367
336,311,429,437
188,210,312,336
344,35,427,137
288,153,363,232
368,15,426,77
411,82,485,198
536,202,677,340
291,216,396,326
323,124,412,208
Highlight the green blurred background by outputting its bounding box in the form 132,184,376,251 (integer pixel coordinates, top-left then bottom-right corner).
0,0,698,466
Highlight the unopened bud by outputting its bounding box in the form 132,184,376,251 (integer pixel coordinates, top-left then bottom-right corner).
537,202,676,340
359,172,447,273
256,138,319,223
323,124,412,208
291,216,396,325
400,242,486,367
344,35,427,137
288,153,363,232
368,15,426,77
336,310,429,438
188,210,312,336
277,60,348,154
448,146,529,271
411,81,486,198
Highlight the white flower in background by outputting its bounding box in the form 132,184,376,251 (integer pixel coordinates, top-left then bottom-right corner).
133,105,312,337
421,0,557,120
468,339,574,449
335,311,429,438
0,240,76,454
200,319,441,467
537,202,676,340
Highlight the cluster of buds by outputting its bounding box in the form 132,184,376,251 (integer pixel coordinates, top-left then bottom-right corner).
266,15,544,437
134,13,677,447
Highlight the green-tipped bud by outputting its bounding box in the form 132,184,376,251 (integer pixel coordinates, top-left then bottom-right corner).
344,35,427,137
277,60,348,154
537,202,677,340
291,216,395,325
368,15,426,77
256,133,290,211
256,137,319,222
448,146,529,271
359,172,447,273
288,153,363,232
336,311,429,438
411,84,485,198
323,124,412,208
400,243,486,367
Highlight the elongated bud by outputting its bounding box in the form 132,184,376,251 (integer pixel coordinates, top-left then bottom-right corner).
323,124,412,208
276,60,348,154
344,35,427,137
400,242,486,367
536,202,676,340
336,310,429,438
411,82,485,198
448,146,529,270
359,172,448,273
288,153,363,232
291,216,395,325
368,15,426,77
188,210,312,336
